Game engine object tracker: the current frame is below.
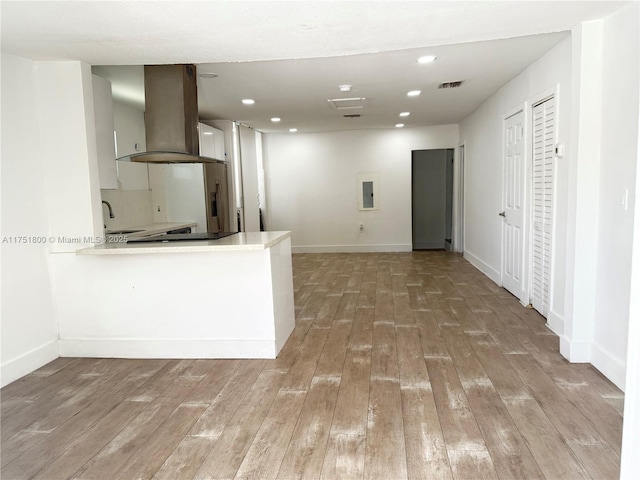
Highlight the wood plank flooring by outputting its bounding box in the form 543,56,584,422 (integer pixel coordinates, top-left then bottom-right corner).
1,252,624,479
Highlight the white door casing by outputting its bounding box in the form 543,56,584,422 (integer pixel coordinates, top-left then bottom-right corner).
531,97,556,317
502,111,525,297
454,144,465,253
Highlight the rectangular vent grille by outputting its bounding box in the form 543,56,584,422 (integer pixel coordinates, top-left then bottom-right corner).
327,97,366,109
439,81,464,89
343,114,361,118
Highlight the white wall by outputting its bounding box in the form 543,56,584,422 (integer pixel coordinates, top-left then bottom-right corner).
562,21,604,364
459,6,639,390
591,3,639,387
621,104,640,479
1,54,59,386
1,56,103,386
38,62,104,252
263,125,459,252
459,35,572,295
1,55,106,387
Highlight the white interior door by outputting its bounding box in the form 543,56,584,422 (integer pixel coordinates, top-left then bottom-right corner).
502,111,525,297
531,97,555,317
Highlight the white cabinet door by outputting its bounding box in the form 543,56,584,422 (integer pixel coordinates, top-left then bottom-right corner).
113,102,149,191
199,123,225,160
91,75,117,189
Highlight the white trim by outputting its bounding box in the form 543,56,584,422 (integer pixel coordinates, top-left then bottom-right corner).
620,84,640,477
58,338,279,359
558,335,591,363
453,143,465,253
501,104,528,303
504,103,527,121
591,342,626,390
527,85,560,317
292,244,412,254
530,86,558,108
0,340,59,388
546,309,565,336
463,250,501,285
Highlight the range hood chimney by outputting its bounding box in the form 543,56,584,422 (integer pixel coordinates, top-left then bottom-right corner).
117,64,220,164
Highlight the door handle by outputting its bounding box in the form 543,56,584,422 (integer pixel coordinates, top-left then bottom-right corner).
498,211,506,217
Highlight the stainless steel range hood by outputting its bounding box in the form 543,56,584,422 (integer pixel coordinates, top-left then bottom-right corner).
116,64,221,164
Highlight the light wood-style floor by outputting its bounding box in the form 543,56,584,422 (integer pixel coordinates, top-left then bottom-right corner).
1,252,624,480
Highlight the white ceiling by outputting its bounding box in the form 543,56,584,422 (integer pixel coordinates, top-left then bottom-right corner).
1,1,629,133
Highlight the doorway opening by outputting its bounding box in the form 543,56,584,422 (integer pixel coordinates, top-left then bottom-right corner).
411,149,454,250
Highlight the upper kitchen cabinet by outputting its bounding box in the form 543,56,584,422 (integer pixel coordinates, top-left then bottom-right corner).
199,123,225,160
113,102,149,190
91,74,118,189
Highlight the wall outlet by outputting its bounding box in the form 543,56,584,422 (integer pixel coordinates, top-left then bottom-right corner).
359,223,364,231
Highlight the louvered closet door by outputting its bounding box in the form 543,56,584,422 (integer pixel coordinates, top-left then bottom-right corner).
531,97,555,317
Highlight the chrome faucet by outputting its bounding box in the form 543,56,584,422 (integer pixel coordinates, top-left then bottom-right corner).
102,200,115,219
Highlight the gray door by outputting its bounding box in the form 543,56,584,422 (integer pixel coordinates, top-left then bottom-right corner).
412,149,453,250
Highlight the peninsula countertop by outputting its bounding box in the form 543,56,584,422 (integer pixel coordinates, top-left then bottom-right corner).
77,231,292,255
105,221,197,237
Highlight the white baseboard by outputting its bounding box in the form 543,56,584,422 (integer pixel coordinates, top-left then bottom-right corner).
463,250,501,285
553,325,625,391
291,244,413,254
547,310,565,336
591,342,626,391
558,335,591,363
58,338,279,359
1,340,59,388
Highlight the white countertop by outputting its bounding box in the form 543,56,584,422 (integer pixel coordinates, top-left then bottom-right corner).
106,222,197,238
77,231,292,255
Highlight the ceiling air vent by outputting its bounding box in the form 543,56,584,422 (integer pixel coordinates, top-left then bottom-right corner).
327,97,366,109
439,81,464,89
343,114,361,118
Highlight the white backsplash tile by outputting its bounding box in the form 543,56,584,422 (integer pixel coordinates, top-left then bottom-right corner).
101,189,153,230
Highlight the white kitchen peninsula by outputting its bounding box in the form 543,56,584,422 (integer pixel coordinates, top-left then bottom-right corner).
57,232,295,359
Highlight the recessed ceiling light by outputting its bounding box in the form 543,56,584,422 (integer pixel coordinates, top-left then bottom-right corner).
339,84,352,92
395,123,405,128
271,117,281,122
417,55,437,64
199,72,219,78
407,90,421,97
242,99,255,105
289,128,298,133
399,112,410,117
